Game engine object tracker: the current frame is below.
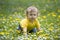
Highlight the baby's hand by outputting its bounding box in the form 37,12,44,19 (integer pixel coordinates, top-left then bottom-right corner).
23,33,28,38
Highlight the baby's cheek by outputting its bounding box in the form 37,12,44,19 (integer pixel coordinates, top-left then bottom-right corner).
34,16,37,18
27,15,30,18
29,16,32,18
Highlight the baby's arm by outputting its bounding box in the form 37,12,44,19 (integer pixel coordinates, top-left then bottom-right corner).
22,27,27,36
36,20,40,32
20,20,28,36
37,25,40,31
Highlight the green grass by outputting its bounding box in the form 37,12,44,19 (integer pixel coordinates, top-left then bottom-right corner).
0,12,60,40
0,0,60,40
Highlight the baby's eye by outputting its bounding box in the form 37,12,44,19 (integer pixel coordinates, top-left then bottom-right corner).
30,14,32,16
34,14,36,16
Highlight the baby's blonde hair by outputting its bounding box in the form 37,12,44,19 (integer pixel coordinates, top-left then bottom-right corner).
26,6,38,14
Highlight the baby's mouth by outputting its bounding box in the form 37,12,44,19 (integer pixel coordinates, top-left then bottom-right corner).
31,18,35,20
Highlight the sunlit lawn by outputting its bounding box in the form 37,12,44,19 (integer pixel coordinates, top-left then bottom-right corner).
0,10,60,40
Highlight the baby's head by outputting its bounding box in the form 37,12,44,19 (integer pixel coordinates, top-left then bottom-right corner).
26,6,38,21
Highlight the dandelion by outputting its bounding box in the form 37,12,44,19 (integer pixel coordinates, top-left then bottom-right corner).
3,18,6,21
47,13,50,16
38,17,41,19
37,30,44,36
9,16,12,19
58,15,60,18
51,12,56,17
5,32,9,35
56,28,60,31
54,35,58,38
42,16,46,19
13,20,16,22
48,26,54,31
40,34,44,37
12,36,14,40
39,30,44,33
15,18,20,21
16,30,20,33
50,23,54,25
14,12,17,15
2,21,5,24
52,14,56,17
58,9,60,13
9,29,13,32
44,34,49,39
0,32,4,35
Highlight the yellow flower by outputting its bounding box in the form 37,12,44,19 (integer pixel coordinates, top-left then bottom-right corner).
51,12,56,17
44,34,49,39
9,16,12,19
58,15,60,18
52,14,56,17
14,12,17,15
3,18,6,20
44,36,49,39
50,23,54,25
37,30,44,35
47,13,50,16
56,28,60,31
15,18,20,21
54,36,58,38
39,30,44,33
42,16,46,19
58,9,60,13
40,34,47,37
13,20,16,22
12,36,14,40
38,17,41,19
0,32,4,35
9,29,13,32
48,26,54,31
40,34,44,37
5,32,9,35
16,30,20,33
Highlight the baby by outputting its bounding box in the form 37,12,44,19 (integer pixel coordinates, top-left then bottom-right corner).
17,6,40,36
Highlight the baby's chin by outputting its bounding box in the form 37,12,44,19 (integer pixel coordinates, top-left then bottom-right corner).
30,18,36,20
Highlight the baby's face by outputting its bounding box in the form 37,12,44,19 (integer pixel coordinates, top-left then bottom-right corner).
27,11,38,21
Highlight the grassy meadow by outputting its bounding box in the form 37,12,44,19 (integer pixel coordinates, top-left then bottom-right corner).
0,0,60,40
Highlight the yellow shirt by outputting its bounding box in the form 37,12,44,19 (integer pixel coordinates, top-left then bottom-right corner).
20,18,40,32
